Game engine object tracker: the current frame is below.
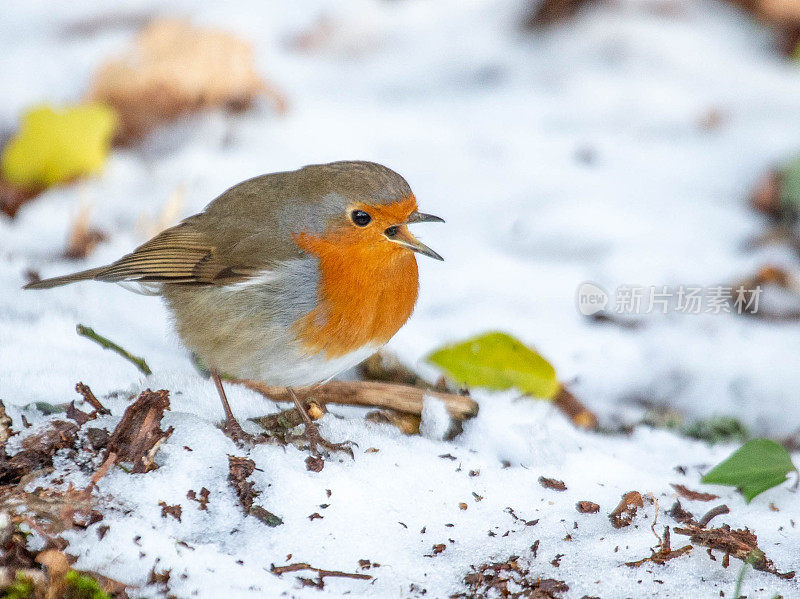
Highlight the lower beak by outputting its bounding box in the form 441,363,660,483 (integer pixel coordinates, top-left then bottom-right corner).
389,227,444,261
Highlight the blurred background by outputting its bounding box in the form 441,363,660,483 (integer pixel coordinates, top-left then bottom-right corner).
2,0,800,442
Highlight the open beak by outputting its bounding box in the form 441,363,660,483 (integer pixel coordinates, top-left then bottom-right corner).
387,211,445,261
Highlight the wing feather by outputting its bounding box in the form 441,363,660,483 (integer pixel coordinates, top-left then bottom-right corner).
93,223,253,285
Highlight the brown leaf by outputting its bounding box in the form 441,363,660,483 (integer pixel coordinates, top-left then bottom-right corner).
85,427,110,451
148,565,171,586
104,389,173,474
609,491,644,528
0,484,96,541
667,500,696,525
0,524,37,569
0,420,79,486
305,455,324,472
539,476,567,491
674,524,795,580
158,501,182,522
671,483,719,502
459,557,569,598
87,20,285,143
187,487,210,510
505,507,539,527
524,0,597,28
432,543,446,555
0,401,13,445
228,455,257,512
0,177,41,218
226,455,280,525
576,501,600,514
750,170,783,217
66,402,94,426
63,204,107,260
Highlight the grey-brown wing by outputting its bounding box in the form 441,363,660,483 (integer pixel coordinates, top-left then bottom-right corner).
26,174,306,290
97,215,299,285
94,223,228,284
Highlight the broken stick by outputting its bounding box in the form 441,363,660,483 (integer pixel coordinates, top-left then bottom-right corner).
232,379,479,422
552,385,598,430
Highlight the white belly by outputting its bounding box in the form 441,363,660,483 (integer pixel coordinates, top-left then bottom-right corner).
251,343,382,386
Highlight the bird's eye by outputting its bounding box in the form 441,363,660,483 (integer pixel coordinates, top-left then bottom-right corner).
384,225,399,238
350,210,372,226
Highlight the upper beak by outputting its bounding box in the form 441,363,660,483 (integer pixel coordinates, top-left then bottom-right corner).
388,211,445,261
404,211,445,225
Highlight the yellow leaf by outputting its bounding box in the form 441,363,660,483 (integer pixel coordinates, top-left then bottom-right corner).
1,103,116,188
426,331,560,399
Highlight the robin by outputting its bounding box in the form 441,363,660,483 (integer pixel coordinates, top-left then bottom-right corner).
25,161,444,451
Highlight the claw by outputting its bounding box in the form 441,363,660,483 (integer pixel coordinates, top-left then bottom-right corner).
293,421,356,459
222,420,255,446
283,388,356,460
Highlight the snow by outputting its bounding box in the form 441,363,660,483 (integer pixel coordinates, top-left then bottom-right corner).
1,0,800,597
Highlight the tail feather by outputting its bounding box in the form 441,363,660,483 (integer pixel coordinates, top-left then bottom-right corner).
24,267,108,290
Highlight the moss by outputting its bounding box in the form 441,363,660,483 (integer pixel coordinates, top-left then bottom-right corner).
64,571,111,599
641,411,749,445
3,572,34,599
682,416,749,444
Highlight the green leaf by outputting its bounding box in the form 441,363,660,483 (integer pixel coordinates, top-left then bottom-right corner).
780,155,800,215
1,103,116,188
426,331,560,399
702,439,796,503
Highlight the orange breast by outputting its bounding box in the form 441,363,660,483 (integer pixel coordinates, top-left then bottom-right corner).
293,229,419,358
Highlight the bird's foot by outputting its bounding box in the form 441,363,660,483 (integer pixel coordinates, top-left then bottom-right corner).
295,420,356,459
221,417,259,447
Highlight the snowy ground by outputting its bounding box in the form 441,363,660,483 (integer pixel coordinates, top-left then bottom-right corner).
1,0,800,597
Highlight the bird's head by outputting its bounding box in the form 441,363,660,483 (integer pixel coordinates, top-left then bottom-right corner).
291,161,444,263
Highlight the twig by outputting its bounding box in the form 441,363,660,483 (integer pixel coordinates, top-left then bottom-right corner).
75,382,110,415
76,324,152,375
698,504,730,528
551,385,598,430
649,495,661,543
271,562,371,582
233,379,479,421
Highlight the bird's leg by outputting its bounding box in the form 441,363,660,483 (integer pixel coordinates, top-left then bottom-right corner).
287,387,354,458
212,369,255,445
